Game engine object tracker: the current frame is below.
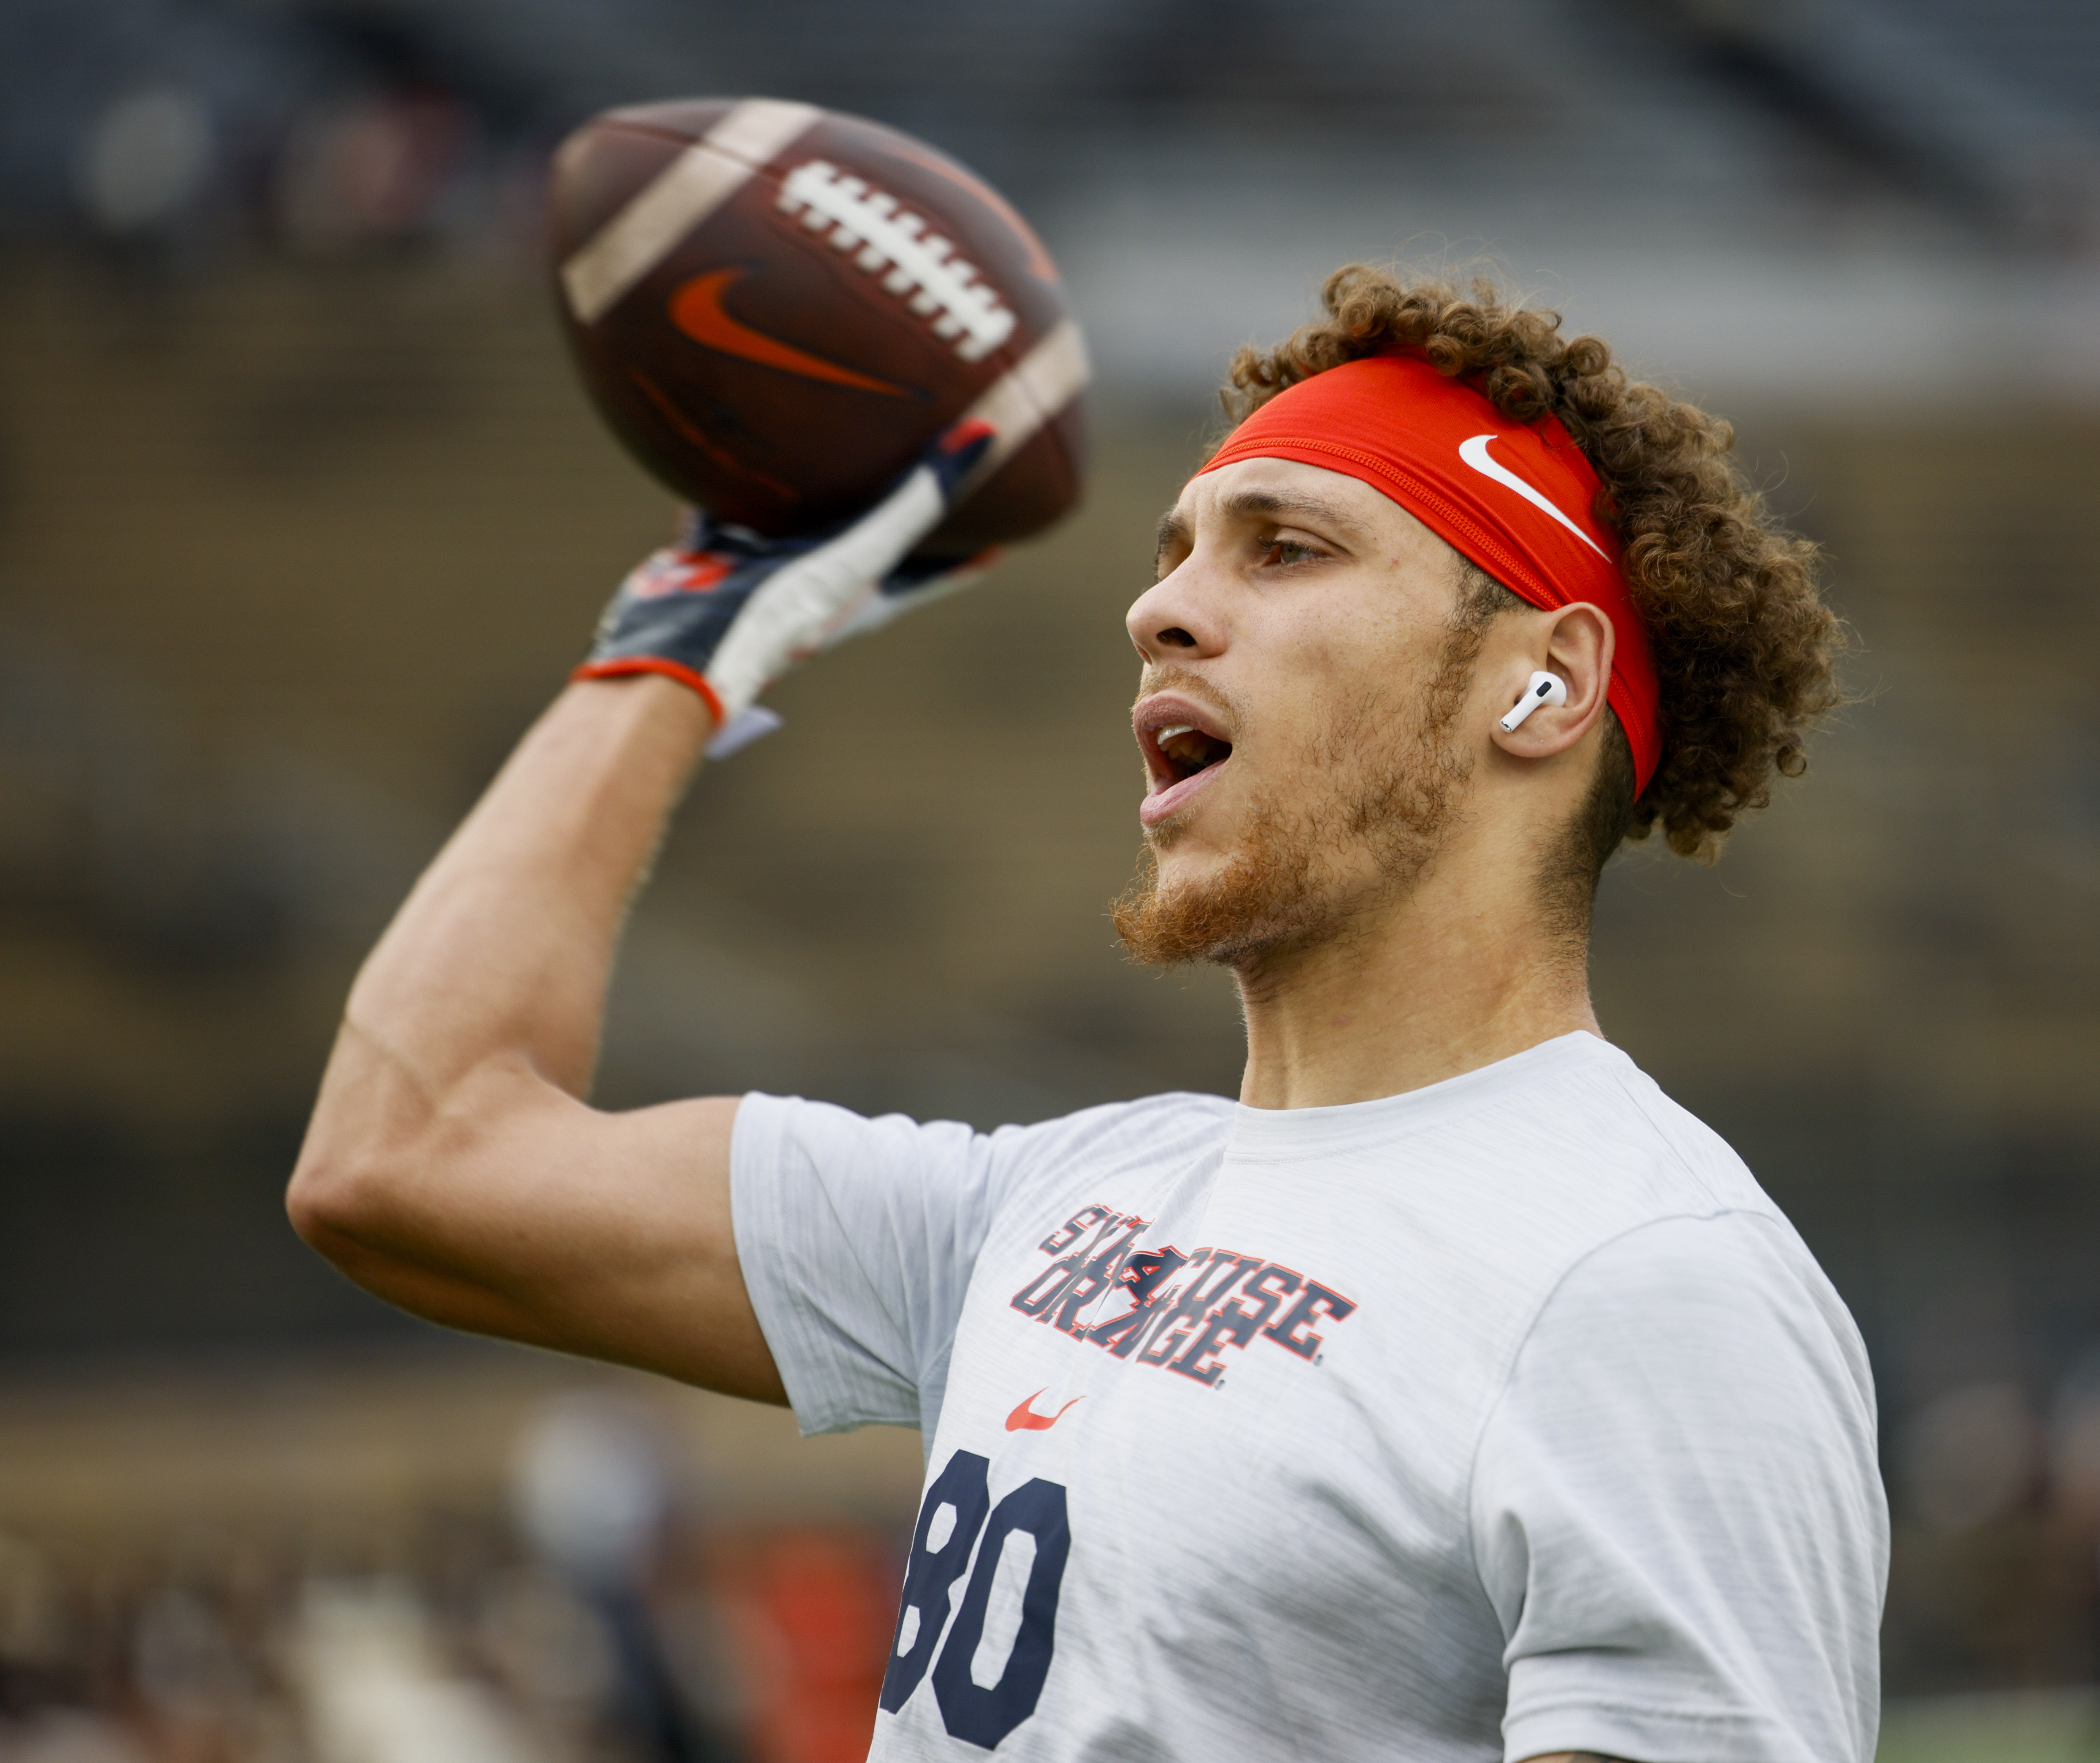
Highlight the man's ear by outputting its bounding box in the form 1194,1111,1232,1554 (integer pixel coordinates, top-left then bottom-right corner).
1487,602,1613,764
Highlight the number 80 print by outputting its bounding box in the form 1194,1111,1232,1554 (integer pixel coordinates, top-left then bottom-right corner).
880,1451,1072,1748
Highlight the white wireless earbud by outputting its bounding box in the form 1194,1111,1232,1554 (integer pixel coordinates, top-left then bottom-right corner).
1498,670,1568,733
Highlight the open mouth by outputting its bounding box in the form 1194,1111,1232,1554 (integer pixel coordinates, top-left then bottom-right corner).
1135,694,1235,825
1153,721,1233,783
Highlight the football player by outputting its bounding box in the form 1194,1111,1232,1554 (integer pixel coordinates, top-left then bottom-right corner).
291,265,1883,1763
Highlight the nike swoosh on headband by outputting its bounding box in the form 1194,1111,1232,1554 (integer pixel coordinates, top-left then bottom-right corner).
1458,434,1609,560
670,266,908,396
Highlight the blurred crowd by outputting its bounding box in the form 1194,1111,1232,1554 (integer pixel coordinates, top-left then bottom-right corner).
0,1398,901,1763
15,51,546,268
9,1363,2100,1763
8,0,2097,272
0,0,675,267
1887,1365,2100,1691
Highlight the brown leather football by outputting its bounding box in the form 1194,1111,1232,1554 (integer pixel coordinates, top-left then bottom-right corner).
548,97,1089,559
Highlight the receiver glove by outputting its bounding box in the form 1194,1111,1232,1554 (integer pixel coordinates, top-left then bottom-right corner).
576,420,997,753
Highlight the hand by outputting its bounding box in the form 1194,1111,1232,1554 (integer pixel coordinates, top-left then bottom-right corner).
575,420,999,742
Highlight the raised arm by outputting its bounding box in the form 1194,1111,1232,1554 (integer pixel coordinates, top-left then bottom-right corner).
288,427,996,1399
285,675,786,1395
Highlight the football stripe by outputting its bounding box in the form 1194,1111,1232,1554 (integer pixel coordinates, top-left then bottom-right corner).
958,320,1091,486
560,99,821,325
701,97,824,170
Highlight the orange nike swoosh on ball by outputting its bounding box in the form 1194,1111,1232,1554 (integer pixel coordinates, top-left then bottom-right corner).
1005,1390,1086,1432
669,267,907,396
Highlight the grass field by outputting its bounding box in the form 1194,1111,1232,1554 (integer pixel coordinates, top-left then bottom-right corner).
1880,1691,2100,1762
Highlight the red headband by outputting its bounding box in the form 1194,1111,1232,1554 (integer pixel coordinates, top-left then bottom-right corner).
1199,354,1660,793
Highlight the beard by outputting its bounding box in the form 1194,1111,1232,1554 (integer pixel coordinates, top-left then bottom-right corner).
1113,624,1484,974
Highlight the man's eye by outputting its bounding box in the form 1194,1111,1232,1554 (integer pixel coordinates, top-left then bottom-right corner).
1260,539,1322,567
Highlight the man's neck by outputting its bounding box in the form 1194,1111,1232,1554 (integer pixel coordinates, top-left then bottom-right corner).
1231,867,1600,1111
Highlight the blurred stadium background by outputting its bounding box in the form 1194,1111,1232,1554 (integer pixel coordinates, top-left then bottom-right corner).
1,0,2099,1757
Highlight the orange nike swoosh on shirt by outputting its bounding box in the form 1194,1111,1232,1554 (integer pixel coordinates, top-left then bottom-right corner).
669,267,908,396
1005,1390,1086,1432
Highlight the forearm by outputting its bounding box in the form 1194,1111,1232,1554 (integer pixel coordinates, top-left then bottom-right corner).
287,433,981,1387
299,676,711,1191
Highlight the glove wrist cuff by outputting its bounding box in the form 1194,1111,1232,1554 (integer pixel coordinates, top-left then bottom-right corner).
571,656,727,728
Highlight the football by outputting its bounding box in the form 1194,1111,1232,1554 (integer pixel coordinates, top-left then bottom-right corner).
548,97,1089,559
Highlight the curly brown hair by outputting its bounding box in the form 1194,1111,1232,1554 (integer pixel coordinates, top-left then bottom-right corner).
1220,264,1843,866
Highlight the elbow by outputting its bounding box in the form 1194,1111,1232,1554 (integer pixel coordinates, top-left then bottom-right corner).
288,1055,541,1279
286,1142,395,1264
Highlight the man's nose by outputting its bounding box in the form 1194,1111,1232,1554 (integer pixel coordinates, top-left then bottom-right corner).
1125,563,1222,664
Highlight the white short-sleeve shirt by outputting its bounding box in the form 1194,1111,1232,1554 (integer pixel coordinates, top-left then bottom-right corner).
731,1031,1888,1763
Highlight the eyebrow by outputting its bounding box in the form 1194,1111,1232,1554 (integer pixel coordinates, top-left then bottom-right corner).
1219,487,1367,535
1152,487,1368,568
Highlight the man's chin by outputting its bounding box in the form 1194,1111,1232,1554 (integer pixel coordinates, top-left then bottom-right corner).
1112,830,1320,971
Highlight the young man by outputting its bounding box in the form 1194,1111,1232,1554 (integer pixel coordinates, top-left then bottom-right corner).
290,267,1886,1763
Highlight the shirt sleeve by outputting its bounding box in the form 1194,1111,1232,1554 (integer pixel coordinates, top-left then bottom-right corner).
729,1092,1004,1439
1470,1211,1888,1763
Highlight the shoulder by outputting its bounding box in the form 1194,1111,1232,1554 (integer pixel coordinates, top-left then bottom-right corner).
1523,1210,1877,1438
967,1090,1235,1222
734,1088,1234,1197
1394,1037,1786,1310
1479,1211,1886,1584
985,1089,1235,1163
1517,1035,1784,1225
1523,1049,1867,1392
1557,1210,1850,1329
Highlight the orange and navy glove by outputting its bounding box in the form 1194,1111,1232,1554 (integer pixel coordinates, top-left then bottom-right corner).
577,421,996,755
